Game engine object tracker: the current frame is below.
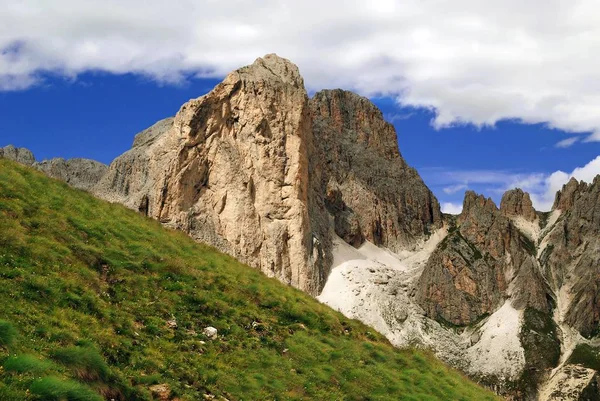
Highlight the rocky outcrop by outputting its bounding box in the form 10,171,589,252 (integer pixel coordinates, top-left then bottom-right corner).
0,145,107,191
93,54,440,295
0,145,35,165
539,364,599,401
416,191,550,326
553,177,589,211
34,158,108,191
500,188,537,221
310,90,441,251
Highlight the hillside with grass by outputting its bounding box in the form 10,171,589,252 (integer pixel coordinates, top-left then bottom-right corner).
0,159,499,401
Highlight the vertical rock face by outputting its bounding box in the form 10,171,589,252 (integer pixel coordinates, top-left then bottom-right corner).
553,177,588,211
542,176,600,338
93,54,440,294
500,188,537,221
95,54,327,293
0,145,35,165
310,90,442,251
416,191,550,326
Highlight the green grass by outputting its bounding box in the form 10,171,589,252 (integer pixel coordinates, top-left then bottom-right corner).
0,320,16,348
29,376,103,401
50,346,110,382
3,354,53,374
0,159,500,400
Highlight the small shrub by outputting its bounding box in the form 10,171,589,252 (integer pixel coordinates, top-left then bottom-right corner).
29,376,103,401
568,344,600,371
50,346,110,382
0,320,17,348
3,354,52,374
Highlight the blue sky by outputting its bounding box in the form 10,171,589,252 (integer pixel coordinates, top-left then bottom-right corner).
2,72,600,212
2,1,600,212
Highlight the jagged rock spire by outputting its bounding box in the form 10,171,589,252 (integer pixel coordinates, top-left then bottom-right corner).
500,188,537,221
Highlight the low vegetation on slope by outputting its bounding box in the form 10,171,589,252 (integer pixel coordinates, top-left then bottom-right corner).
0,159,498,401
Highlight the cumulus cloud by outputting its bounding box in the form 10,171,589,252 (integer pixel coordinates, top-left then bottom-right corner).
425,156,600,212
2,0,600,140
441,202,463,215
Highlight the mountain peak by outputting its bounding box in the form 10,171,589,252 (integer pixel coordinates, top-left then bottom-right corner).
500,188,537,221
461,190,498,218
93,54,440,294
553,176,588,211
234,53,304,88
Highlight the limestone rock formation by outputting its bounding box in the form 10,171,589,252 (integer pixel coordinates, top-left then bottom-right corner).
34,158,108,191
94,54,328,294
553,177,588,211
540,364,599,401
310,89,441,251
0,145,35,165
541,176,600,338
413,180,600,399
500,188,537,221
93,54,440,295
416,191,550,326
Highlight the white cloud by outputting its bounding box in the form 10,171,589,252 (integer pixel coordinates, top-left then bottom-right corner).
555,137,580,148
443,184,468,194
2,0,600,141
441,202,463,215
425,156,600,212
513,156,600,210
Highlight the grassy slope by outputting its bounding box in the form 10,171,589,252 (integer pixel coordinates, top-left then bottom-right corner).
0,159,499,401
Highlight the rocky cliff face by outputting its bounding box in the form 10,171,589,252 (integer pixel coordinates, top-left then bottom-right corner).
500,188,537,222
416,191,550,327
412,179,600,399
541,176,600,338
93,54,440,295
95,54,327,293
310,90,441,251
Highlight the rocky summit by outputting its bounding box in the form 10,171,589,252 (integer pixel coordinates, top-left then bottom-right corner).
92,54,441,295
2,54,599,400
